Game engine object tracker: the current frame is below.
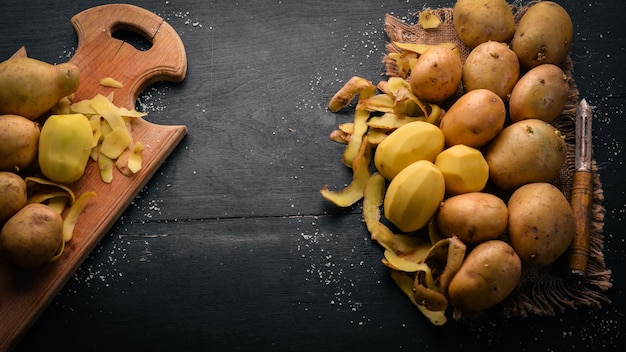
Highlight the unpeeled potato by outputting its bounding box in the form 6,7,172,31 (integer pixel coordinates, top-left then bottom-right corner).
0,203,63,268
485,119,566,190
0,171,27,225
437,192,508,245
0,114,40,172
507,182,576,266
447,240,521,312
409,45,462,103
509,64,569,123
462,41,520,100
511,1,573,69
453,0,516,48
438,88,506,148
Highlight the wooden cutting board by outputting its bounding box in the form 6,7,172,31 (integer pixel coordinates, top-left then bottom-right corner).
0,4,187,351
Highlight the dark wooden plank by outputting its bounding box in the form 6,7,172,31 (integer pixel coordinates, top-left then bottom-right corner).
1,0,625,351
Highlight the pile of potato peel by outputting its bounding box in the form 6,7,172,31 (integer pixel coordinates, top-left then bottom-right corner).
321,0,581,324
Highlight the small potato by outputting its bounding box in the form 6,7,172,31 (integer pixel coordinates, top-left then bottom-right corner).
509,64,569,123
485,119,566,190
511,1,573,69
448,240,521,312
437,192,508,245
453,0,516,48
507,182,575,266
409,45,462,103
0,171,27,225
0,114,40,172
0,203,63,268
462,41,520,100
439,89,506,148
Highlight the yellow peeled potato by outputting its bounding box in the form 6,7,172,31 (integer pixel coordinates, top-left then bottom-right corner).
434,144,489,195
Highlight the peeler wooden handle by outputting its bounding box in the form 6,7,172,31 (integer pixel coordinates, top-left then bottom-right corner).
567,170,594,281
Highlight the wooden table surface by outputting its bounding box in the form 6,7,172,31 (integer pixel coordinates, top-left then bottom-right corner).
1,0,624,350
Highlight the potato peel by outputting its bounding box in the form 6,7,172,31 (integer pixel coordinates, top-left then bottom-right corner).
391,270,447,326
62,191,97,243
320,138,371,207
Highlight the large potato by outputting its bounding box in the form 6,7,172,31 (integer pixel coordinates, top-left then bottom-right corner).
409,45,462,103
0,171,27,225
509,64,569,123
485,119,566,190
0,57,80,120
0,203,63,268
0,114,40,172
447,240,521,312
507,182,575,266
437,192,508,245
462,41,520,100
511,1,573,69
453,0,515,48
439,88,506,148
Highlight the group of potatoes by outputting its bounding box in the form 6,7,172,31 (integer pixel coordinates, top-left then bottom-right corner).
323,0,578,318
0,53,88,268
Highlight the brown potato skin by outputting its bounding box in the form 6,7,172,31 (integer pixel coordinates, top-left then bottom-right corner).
485,119,566,190
507,182,575,266
0,171,27,225
0,114,40,172
462,41,520,100
447,240,521,312
439,89,505,148
453,0,515,48
409,45,462,103
511,1,573,69
0,203,63,268
437,192,508,245
509,64,569,123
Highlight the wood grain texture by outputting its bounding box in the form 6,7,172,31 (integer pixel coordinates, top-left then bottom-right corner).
0,4,187,351
0,0,624,351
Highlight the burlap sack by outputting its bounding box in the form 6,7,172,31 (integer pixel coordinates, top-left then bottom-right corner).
382,3,612,319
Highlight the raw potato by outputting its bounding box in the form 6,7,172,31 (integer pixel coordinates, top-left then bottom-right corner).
409,45,462,103
452,0,516,48
507,183,575,266
509,64,569,123
485,119,566,190
0,114,41,172
447,240,521,312
0,171,27,224
0,203,63,268
434,144,489,195
462,41,520,100
0,57,80,120
437,192,508,245
511,1,573,69
374,121,445,181
439,88,505,148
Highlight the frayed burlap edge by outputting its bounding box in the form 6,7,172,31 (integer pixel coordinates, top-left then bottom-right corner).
381,3,612,319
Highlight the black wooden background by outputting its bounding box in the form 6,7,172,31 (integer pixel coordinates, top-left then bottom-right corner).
1,0,624,351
